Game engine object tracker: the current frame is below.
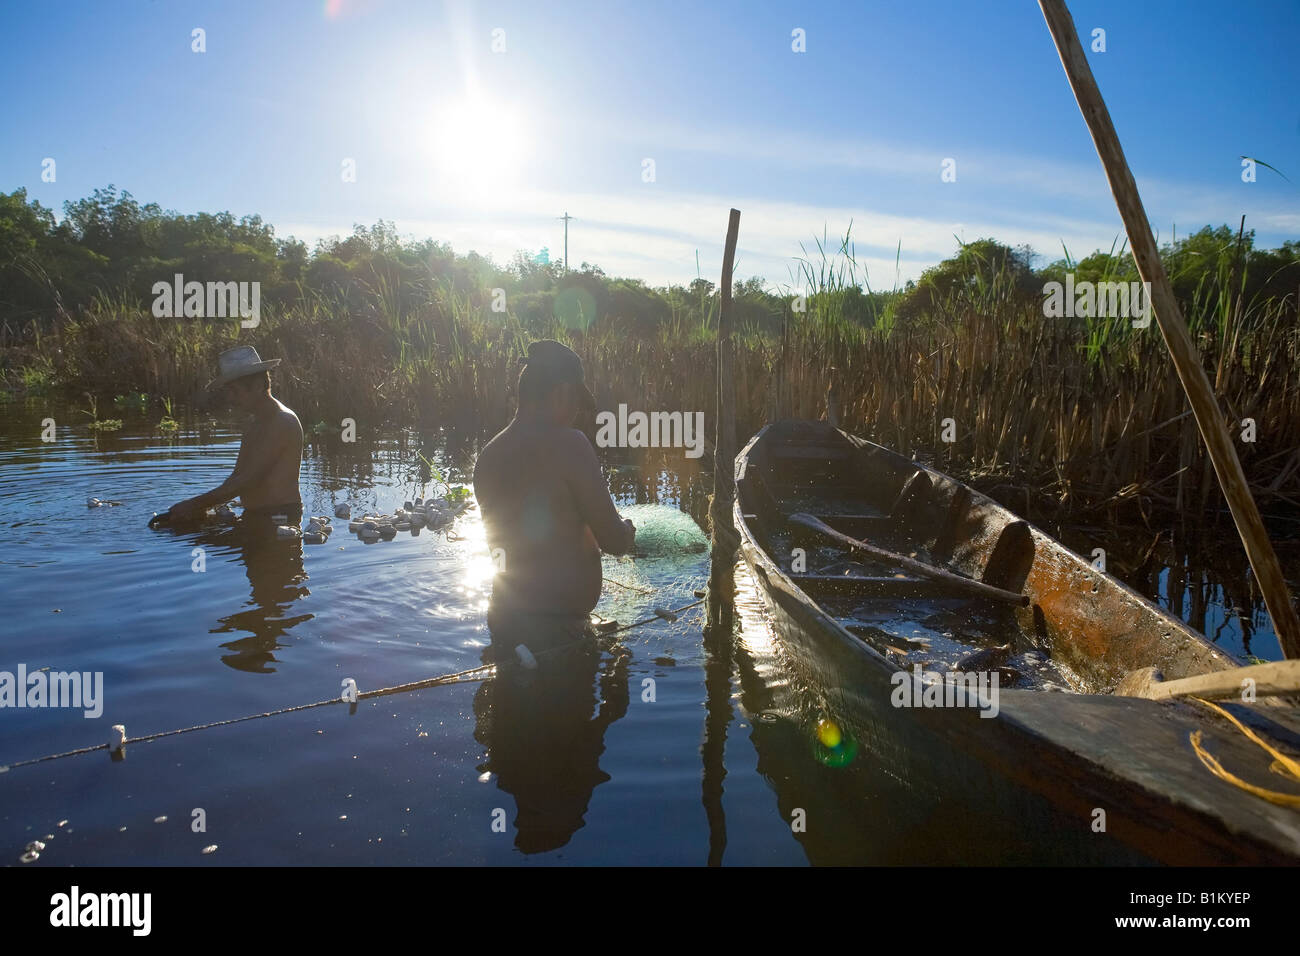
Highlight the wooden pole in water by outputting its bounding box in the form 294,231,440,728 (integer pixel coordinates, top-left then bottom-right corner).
702,209,741,864
706,209,742,635
1039,0,1300,659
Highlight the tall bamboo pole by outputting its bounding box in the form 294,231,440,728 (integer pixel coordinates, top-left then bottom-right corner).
1039,0,1300,659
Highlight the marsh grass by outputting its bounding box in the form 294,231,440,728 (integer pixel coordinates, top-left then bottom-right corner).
9,231,1299,519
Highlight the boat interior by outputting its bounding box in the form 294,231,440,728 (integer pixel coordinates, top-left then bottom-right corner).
735,421,1239,695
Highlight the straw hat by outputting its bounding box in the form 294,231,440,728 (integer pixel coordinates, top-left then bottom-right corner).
205,346,280,391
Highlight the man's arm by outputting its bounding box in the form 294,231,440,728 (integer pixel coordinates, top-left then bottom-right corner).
563,429,635,555
170,423,281,517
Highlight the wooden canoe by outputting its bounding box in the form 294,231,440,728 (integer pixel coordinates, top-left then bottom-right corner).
734,420,1300,865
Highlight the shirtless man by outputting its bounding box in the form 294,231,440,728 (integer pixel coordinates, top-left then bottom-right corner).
167,346,303,524
474,341,634,641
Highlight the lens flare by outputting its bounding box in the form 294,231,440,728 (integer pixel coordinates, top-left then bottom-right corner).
553,286,597,330
813,718,858,768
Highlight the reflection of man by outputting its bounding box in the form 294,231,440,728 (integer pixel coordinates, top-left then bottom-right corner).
189,517,312,673
472,340,635,853
473,639,630,854
168,346,303,523
473,340,634,653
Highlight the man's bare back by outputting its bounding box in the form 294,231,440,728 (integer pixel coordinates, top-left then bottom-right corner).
169,369,302,522
231,397,303,510
475,421,632,616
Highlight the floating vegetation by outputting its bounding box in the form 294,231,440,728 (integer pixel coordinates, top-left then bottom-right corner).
81,393,123,431
158,396,180,431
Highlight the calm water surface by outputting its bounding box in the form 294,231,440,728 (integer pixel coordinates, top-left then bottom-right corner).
0,399,1288,865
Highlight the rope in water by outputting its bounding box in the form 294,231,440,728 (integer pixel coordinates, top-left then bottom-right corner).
1187,696,1300,808
0,596,706,774
601,576,654,594
606,598,704,634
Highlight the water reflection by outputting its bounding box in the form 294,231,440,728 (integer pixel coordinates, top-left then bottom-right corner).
472,627,631,853
163,515,313,672
701,603,733,866
1,396,1294,864
1053,521,1288,660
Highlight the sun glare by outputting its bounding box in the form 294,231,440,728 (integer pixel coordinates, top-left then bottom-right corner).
457,513,498,594
425,93,530,205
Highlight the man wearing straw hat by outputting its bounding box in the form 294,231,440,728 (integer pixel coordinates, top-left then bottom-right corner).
166,346,303,525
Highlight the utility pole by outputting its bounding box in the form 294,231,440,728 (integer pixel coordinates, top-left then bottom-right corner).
557,212,574,273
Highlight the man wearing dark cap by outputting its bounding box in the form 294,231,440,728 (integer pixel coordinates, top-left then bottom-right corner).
474,340,635,654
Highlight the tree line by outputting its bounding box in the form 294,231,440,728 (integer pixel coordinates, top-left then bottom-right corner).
2,185,1296,338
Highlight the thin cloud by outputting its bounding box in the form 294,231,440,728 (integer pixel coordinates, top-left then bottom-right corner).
279,183,1140,288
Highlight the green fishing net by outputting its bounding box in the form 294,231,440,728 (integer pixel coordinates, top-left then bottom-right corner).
620,503,709,557
596,503,710,641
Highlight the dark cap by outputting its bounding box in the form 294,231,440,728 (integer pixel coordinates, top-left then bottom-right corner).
522,340,595,409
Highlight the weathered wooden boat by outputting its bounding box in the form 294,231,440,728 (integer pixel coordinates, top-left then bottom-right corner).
735,420,1300,865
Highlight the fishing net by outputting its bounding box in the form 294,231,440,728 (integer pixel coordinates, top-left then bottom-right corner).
596,503,710,643
620,503,709,557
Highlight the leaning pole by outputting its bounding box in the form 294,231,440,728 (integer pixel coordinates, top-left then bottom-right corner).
1039,0,1300,659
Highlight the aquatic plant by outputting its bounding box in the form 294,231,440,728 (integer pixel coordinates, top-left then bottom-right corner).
80,392,123,431
158,395,179,431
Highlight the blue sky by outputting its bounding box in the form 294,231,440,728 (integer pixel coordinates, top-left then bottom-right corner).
2,0,1296,289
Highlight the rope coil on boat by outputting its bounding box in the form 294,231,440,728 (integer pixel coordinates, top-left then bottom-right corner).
1187,697,1300,809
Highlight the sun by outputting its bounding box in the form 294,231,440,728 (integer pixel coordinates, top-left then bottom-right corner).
424,92,530,206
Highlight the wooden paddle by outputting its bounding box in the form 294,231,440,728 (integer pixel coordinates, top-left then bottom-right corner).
1115,660,1300,702
788,513,1029,607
